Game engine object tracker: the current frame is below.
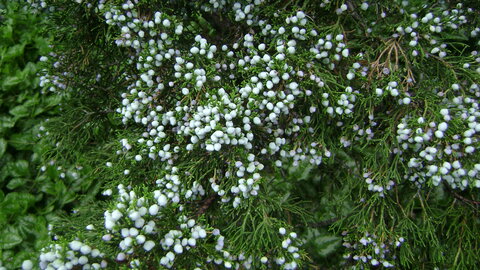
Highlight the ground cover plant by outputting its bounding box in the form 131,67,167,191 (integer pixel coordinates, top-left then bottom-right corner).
0,1,90,268
3,0,480,269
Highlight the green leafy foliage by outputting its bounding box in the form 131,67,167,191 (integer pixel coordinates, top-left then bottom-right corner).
0,1,79,268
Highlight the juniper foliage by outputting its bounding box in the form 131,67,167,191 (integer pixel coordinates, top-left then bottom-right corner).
17,0,480,269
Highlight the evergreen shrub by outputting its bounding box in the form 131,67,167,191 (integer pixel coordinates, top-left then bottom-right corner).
20,0,480,269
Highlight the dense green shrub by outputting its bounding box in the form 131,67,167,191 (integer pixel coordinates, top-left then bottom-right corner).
0,1,87,268
10,0,480,269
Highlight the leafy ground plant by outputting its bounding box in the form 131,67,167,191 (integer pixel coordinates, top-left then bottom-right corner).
10,0,480,269
0,1,93,269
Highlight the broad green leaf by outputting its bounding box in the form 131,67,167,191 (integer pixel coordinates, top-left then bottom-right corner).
0,226,22,249
1,250,15,267
1,75,22,91
17,214,46,238
40,179,56,195
1,24,13,43
62,189,77,205
0,138,6,157
3,43,25,61
34,95,61,116
303,228,342,258
9,104,31,118
20,62,37,77
54,180,67,197
44,94,62,108
11,250,36,269
0,165,8,183
0,212,6,226
8,160,30,177
315,235,342,257
32,138,49,155
46,165,59,179
37,204,55,216
0,192,36,216
0,115,15,133
299,164,313,180
34,36,50,54
8,132,34,151
6,178,28,190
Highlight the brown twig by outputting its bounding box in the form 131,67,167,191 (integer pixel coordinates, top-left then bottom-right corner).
444,183,480,212
368,39,415,89
196,193,218,217
452,191,480,205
